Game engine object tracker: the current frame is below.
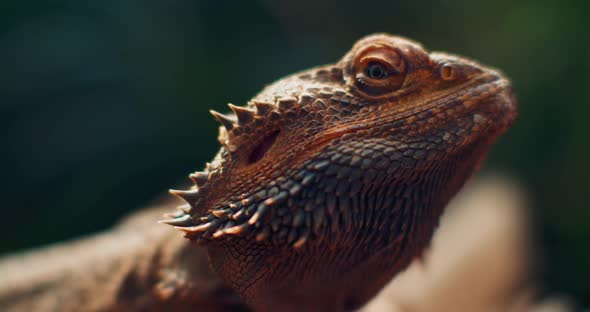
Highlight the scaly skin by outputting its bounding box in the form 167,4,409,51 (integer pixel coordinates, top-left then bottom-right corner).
163,33,517,311
0,34,516,311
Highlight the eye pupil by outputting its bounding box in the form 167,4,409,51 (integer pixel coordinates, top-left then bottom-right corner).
366,63,387,79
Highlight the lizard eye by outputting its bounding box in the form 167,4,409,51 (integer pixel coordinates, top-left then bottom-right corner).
365,62,388,79
346,46,407,97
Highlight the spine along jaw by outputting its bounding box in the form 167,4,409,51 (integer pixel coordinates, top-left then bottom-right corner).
161,99,312,246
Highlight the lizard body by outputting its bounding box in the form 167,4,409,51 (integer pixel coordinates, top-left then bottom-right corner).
0,34,516,311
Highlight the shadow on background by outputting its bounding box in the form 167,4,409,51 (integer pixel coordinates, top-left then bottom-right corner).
1,0,588,305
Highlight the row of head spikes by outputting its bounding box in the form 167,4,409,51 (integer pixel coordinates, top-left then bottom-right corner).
210,97,300,131
210,97,303,152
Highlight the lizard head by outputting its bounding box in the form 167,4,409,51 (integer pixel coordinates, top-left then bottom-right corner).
163,34,516,309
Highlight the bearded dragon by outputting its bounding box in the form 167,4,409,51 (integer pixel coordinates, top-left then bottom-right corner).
0,33,516,312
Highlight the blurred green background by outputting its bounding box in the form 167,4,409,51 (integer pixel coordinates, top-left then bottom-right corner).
1,0,588,305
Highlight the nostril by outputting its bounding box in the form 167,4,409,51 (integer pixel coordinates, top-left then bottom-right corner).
248,130,280,164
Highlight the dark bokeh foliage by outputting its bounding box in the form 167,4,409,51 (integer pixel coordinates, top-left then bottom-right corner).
1,0,588,304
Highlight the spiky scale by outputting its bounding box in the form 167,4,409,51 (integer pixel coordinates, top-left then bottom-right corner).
211,230,225,239
293,237,307,249
210,110,235,130
222,224,249,235
232,208,247,222
312,160,330,171
228,103,255,124
228,203,240,210
301,173,315,186
241,197,252,206
289,183,302,196
248,203,269,225
277,96,297,110
318,90,333,99
264,191,288,206
211,209,229,220
169,189,200,202
298,93,315,106
189,171,209,186
311,99,327,110
253,101,275,115
174,220,219,233
158,214,191,226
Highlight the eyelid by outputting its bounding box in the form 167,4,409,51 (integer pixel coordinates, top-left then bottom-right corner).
344,45,408,97
360,55,403,75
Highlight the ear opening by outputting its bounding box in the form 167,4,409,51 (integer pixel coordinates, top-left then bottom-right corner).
248,130,280,164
